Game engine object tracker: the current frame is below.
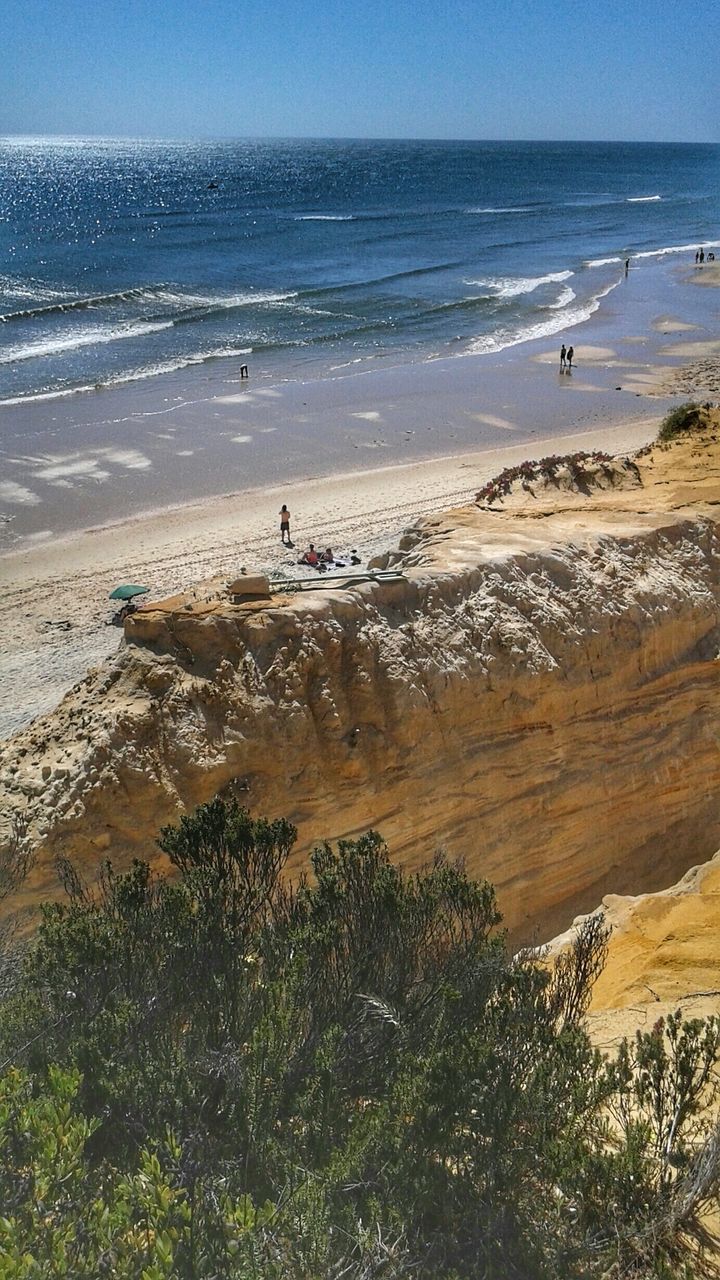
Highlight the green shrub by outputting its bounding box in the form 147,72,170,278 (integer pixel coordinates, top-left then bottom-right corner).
657,401,705,441
1,801,720,1277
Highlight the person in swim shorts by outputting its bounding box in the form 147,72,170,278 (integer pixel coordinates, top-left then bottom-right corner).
279,504,291,544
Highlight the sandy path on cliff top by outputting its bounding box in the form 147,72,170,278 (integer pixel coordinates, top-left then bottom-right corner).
0,418,658,741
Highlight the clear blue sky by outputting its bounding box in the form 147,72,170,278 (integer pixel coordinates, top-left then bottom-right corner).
2,0,717,142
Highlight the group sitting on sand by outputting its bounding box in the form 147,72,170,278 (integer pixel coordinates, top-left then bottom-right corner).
298,543,361,571
279,502,361,571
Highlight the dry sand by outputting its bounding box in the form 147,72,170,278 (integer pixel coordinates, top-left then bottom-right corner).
0,418,658,741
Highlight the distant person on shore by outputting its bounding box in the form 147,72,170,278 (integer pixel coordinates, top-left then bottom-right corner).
700,248,705,264
709,252,716,262
625,258,630,274
279,503,291,545
299,543,319,566
695,250,700,264
566,345,574,370
560,343,567,370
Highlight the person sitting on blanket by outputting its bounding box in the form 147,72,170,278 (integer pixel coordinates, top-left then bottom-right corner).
299,543,319,566
320,547,334,563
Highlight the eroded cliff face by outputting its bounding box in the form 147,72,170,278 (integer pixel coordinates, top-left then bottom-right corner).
2,429,720,944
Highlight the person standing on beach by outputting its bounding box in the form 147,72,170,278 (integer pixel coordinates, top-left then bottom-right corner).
279,503,291,545
566,345,574,370
560,343,567,370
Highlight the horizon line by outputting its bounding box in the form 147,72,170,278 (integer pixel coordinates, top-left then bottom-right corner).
0,132,717,147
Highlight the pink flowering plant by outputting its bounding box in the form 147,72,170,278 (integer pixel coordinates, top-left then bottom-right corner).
475,450,634,506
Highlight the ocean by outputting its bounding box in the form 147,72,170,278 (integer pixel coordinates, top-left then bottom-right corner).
1,137,719,406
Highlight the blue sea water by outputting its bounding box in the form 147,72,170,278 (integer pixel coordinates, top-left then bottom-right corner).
0,136,719,405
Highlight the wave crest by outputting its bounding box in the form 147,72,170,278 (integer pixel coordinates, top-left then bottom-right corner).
466,281,620,356
466,205,534,215
0,321,175,365
0,285,299,326
0,344,255,405
467,270,573,299
294,214,355,221
584,256,623,267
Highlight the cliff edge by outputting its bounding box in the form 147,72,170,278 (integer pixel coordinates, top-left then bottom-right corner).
2,412,720,944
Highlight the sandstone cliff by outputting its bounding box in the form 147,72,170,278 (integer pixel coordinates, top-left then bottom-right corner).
2,417,720,945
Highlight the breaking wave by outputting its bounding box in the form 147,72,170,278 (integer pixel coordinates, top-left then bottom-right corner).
584,256,623,267
468,270,573,299
0,321,175,364
0,344,255,405
466,281,620,356
0,285,298,325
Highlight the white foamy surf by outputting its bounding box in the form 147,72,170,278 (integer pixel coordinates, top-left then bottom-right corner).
0,344,254,405
468,270,574,299
0,321,175,365
466,281,621,356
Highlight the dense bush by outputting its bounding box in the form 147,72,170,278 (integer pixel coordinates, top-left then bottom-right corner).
1,800,720,1278
657,401,708,442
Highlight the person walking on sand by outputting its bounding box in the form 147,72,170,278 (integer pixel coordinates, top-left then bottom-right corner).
279,503,291,545
560,343,567,370
566,345,574,370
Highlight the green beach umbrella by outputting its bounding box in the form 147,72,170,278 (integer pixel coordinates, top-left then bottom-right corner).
109,584,150,601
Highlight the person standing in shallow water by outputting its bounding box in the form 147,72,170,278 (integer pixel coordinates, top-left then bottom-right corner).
279,503,291,545
566,345,574,370
560,343,566,370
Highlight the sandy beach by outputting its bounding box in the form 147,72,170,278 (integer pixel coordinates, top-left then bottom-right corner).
0,415,659,741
